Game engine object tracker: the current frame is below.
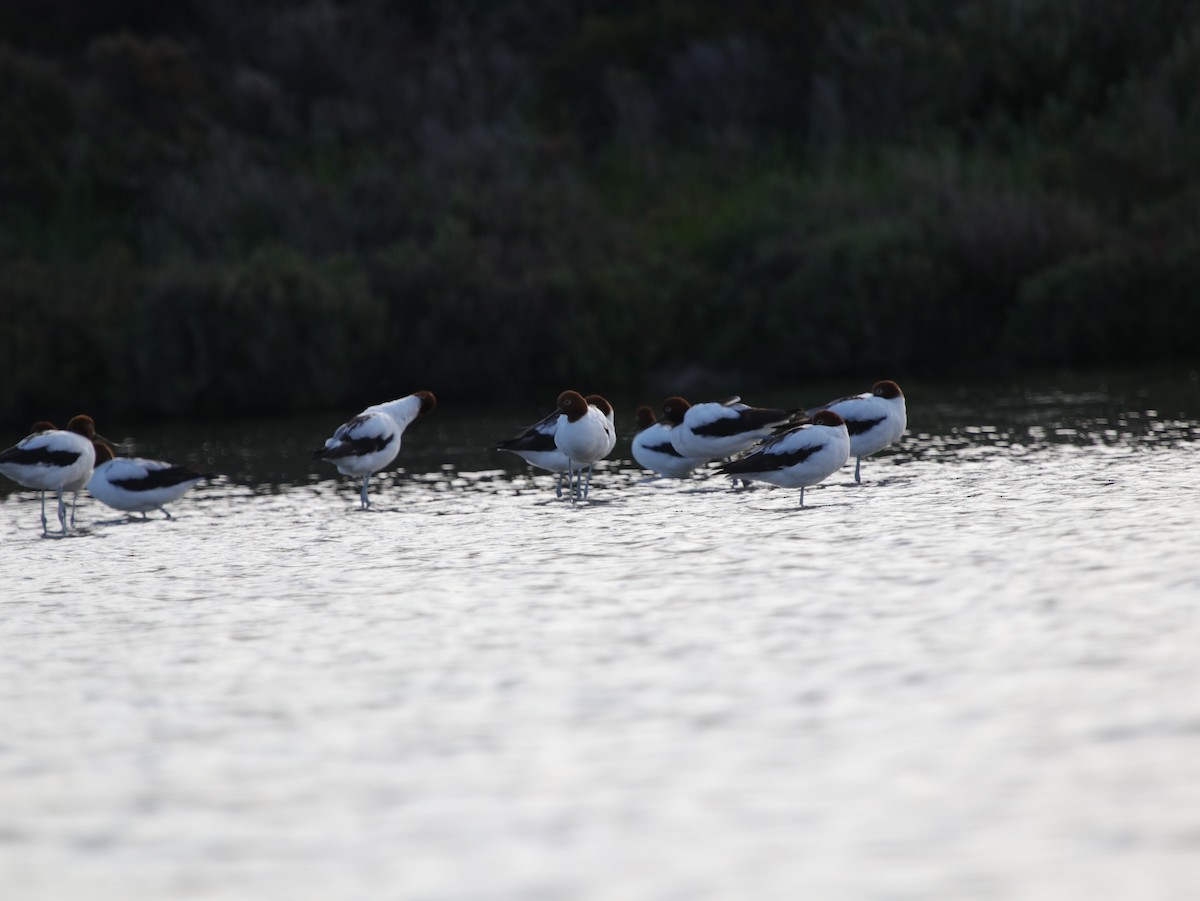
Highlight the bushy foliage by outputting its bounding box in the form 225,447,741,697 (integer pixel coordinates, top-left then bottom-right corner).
1,0,1198,425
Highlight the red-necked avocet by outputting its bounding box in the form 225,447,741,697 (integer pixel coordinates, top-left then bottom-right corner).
0,415,101,535
553,390,613,503
808,380,907,483
719,410,850,507
495,408,571,497
663,395,795,461
88,442,211,519
314,391,437,509
631,406,701,479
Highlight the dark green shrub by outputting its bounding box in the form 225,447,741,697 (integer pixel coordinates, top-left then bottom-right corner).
99,246,384,419
0,47,74,209
1001,242,1200,365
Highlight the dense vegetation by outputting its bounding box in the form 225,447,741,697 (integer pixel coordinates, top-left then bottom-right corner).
3,0,1199,425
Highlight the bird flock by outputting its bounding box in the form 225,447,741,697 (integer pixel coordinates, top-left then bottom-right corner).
0,416,211,536
0,380,905,535
502,380,907,507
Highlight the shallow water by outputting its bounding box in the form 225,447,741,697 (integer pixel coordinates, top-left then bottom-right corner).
2,370,1200,900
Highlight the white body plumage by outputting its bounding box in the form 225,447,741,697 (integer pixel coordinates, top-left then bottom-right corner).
720,410,850,505
631,406,700,478
664,396,793,461
88,454,207,516
813,380,907,482
0,416,99,534
315,391,437,508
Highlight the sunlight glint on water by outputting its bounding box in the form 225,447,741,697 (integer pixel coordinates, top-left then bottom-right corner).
2,373,1200,900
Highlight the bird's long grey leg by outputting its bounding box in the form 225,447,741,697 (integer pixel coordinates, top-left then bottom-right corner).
70,490,80,527
161,507,174,520
854,457,862,483
360,476,371,510
40,491,48,535
800,486,806,508
723,457,749,489
556,471,564,499
55,487,68,533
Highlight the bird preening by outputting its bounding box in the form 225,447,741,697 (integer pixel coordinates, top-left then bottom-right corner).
314,390,438,510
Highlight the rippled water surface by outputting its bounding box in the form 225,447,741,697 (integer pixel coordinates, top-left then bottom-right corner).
3,371,1200,900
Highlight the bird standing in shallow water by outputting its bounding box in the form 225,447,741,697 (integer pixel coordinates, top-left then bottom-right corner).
495,408,571,498
0,415,101,535
808,380,907,483
553,390,613,503
88,443,211,519
719,410,851,507
314,391,437,509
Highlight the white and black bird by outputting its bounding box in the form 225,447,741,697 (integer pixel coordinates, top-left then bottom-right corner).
663,395,795,461
719,410,850,507
88,443,211,519
585,394,618,462
553,390,614,503
808,380,907,483
631,405,701,479
495,408,570,497
314,390,437,509
27,420,87,528
0,415,101,535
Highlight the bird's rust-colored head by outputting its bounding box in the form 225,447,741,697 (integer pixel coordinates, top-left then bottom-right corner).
557,390,588,422
414,390,437,415
585,394,613,418
811,410,846,428
872,380,902,400
661,396,691,426
67,415,97,439
634,406,656,432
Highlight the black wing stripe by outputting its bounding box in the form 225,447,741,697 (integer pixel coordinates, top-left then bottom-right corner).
318,433,393,460
0,447,82,467
111,468,205,492
845,416,886,436
692,408,790,438
497,431,557,453
645,441,686,458
722,443,822,474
